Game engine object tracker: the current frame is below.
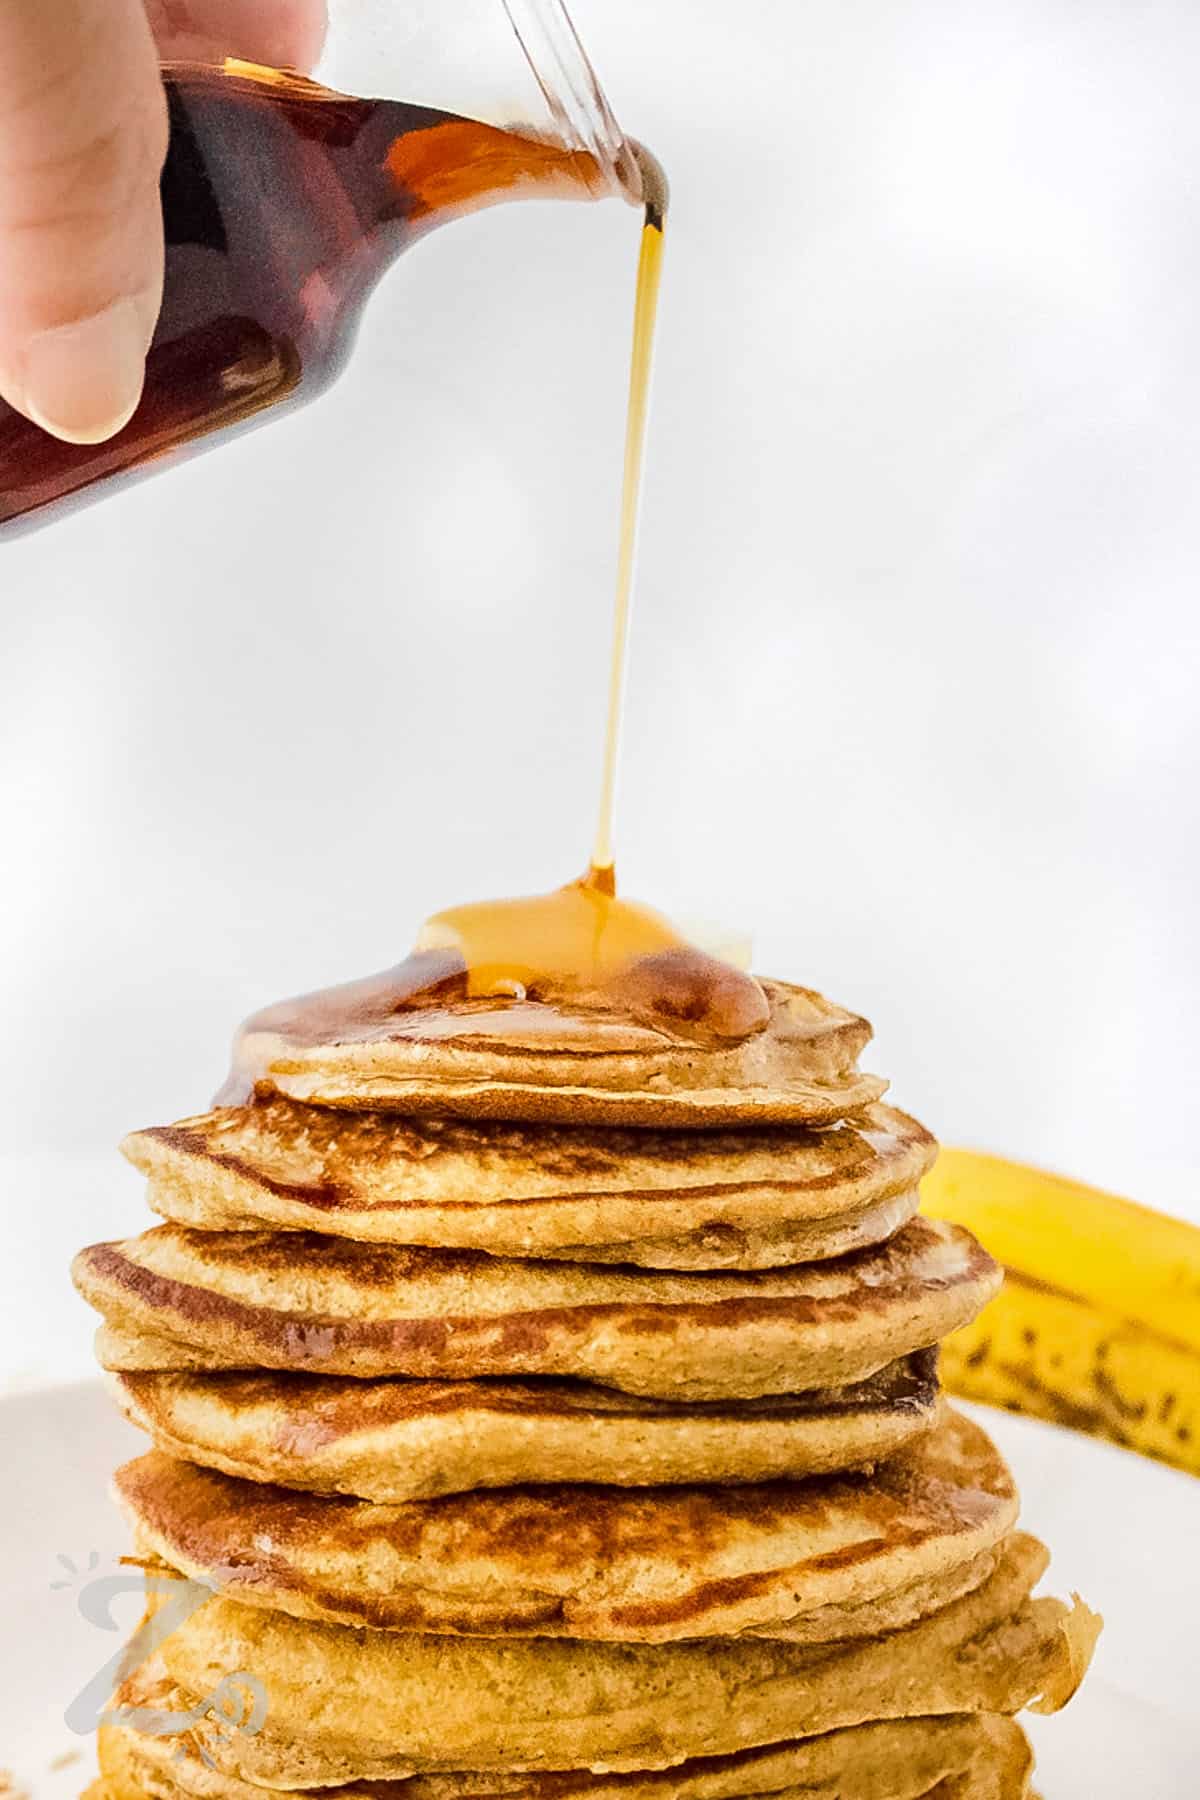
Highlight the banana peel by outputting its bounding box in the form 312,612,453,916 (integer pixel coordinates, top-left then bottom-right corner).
924,1150,1200,1476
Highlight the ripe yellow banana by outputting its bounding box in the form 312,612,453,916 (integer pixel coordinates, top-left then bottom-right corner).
923,1150,1200,1475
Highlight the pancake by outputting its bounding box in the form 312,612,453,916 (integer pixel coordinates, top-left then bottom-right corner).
113,1408,1017,1642
148,1535,1097,1780
219,968,888,1128
123,1098,935,1270
107,1355,940,1501
94,1710,1035,1800
73,1216,998,1399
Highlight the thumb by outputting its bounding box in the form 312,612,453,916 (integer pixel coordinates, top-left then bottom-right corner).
0,0,168,444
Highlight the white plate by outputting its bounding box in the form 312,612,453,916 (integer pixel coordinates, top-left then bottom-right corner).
0,1384,1194,1798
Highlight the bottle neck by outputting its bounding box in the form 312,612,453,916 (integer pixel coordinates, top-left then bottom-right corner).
375,109,613,243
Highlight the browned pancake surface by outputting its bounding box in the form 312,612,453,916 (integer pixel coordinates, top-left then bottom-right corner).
224,973,887,1127
74,1215,998,1398
124,1099,935,1269
114,1407,1016,1641
108,1353,940,1500
95,1710,1034,1800
150,1534,1098,1780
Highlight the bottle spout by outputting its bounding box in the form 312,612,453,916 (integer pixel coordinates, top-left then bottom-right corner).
501,0,640,202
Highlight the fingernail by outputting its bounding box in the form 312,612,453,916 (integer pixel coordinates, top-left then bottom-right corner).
21,298,149,445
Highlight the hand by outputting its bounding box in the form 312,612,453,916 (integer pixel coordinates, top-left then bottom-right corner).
0,1,326,445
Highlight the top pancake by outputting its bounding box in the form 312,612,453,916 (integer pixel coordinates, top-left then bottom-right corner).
219,966,887,1128
122,1099,936,1270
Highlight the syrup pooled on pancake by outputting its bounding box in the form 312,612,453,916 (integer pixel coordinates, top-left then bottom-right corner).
217,874,777,1118
215,879,884,1126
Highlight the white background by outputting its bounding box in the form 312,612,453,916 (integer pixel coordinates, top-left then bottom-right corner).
2,0,1198,1389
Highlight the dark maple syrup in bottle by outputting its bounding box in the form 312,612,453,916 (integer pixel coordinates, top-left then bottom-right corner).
0,60,620,536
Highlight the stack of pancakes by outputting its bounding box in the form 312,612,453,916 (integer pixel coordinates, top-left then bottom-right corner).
74,969,1098,1799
